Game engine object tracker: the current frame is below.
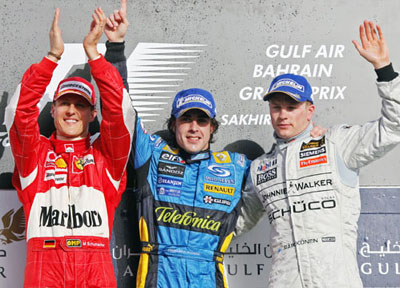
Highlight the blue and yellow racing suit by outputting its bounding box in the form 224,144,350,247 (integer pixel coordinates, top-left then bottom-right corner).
132,117,250,288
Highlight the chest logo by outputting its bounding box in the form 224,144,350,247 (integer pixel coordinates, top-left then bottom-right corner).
256,167,277,185
301,136,325,150
55,158,67,169
158,162,186,178
203,195,231,206
300,155,328,168
207,165,231,177
204,183,235,196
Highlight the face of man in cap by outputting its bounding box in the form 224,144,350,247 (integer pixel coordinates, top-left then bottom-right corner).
51,94,97,141
172,109,215,154
269,93,315,139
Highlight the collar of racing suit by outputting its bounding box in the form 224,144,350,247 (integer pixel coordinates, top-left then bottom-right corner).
274,123,313,149
178,148,211,164
49,132,91,154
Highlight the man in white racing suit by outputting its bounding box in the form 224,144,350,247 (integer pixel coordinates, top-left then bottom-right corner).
238,20,400,287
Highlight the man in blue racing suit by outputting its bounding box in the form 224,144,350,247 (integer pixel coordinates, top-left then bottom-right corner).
132,88,262,288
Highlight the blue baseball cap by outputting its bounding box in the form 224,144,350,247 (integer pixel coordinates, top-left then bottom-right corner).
263,73,313,104
171,88,217,118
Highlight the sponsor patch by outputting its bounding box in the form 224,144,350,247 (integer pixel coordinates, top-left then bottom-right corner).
207,165,231,177
257,158,277,171
278,238,319,252
163,145,179,154
204,183,235,196
142,243,155,253
176,94,213,108
44,172,67,184
301,137,325,150
204,164,236,184
300,155,327,168
66,239,82,248
291,178,333,192
45,151,57,168
157,176,183,187
64,144,74,153
155,137,164,147
74,154,95,172
155,202,223,235
160,151,184,164
322,236,336,242
157,187,181,197
203,195,231,206
299,146,326,159
140,120,148,134
237,154,245,167
256,167,277,185
158,162,185,178
212,151,231,163
55,157,67,169
39,204,103,229
271,78,305,93
43,240,56,248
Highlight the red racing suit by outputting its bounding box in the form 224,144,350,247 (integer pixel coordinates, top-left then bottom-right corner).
5,55,135,287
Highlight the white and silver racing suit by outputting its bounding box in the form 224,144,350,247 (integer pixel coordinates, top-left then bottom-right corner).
237,65,400,288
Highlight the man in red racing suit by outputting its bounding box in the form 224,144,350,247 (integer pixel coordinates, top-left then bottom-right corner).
4,6,134,288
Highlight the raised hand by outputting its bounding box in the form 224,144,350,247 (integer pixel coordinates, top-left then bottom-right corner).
48,8,64,62
352,20,390,69
83,7,107,60
105,0,129,42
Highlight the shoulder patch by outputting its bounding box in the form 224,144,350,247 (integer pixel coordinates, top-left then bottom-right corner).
212,151,232,163
163,145,179,154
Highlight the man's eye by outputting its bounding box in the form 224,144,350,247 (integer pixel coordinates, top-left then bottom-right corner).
197,118,209,124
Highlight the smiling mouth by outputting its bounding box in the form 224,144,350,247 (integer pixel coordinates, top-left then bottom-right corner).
187,136,201,142
65,119,78,124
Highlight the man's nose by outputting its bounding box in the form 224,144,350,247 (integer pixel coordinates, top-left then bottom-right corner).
189,120,199,131
278,109,288,119
66,104,77,114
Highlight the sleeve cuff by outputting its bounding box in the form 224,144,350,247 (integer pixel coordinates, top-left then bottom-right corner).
38,57,58,75
88,54,108,73
105,41,126,63
375,63,399,82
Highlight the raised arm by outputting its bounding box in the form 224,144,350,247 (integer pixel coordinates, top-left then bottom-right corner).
83,7,106,60
5,9,61,183
336,20,400,170
104,0,129,90
85,7,135,182
352,20,390,70
47,8,64,63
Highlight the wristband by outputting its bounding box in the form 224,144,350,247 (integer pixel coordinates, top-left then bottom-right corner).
48,51,61,60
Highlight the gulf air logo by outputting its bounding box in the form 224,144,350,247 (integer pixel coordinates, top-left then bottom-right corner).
0,207,25,245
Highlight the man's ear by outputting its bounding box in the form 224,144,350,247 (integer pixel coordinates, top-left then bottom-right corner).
90,108,97,123
210,123,216,134
306,103,315,122
171,120,176,133
50,103,55,118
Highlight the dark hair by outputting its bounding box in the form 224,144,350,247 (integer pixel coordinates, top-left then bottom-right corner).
165,115,220,147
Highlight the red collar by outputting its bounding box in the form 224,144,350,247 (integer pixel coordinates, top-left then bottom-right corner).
49,133,90,154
